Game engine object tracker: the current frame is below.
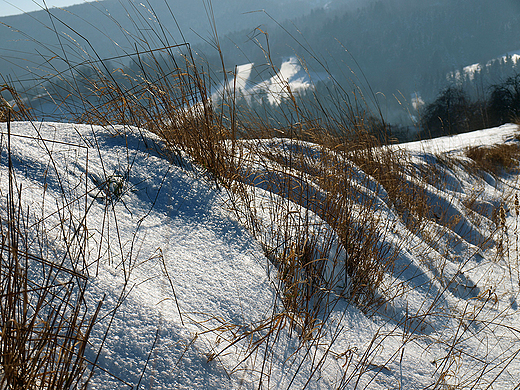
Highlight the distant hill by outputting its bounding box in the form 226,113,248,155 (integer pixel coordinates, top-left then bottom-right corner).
0,0,330,82
3,0,520,127
207,0,520,123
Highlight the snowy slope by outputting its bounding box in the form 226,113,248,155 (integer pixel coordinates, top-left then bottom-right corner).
402,123,519,154
1,121,520,389
217,57,319,106
0,122,277,388
453,51,520,82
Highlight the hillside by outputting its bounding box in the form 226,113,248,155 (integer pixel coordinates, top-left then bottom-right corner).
2,1,520,387
207,0,520,123
1,120,520,388
2,0,520,132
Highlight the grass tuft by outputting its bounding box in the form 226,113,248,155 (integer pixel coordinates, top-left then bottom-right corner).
466,143,520,175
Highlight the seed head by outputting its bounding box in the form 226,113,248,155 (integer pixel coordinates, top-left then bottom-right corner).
499,205,507,227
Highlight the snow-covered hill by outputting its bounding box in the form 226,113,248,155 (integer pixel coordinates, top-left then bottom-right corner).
451,49,520,82
1,121,520,389
217,57,325,105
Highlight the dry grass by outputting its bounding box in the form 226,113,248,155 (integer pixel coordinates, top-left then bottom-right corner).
0,115,101,389
465,143,520,175
0,85,32,122
26,19,419,321
2,4,520,389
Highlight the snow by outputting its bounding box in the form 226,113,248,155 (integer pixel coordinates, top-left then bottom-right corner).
400,123,519,154
1,120,520,388
217,57,314,106
0,122,275,388
451,51,520,82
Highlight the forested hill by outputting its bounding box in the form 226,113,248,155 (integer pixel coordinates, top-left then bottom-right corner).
210,0,520,105
2,0,520,127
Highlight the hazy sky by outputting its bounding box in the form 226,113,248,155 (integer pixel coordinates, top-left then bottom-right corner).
0,0,86,17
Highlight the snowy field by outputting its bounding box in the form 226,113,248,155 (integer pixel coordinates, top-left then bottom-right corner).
1,121,520,389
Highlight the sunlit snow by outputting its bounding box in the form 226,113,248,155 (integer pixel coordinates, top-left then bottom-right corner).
1,121,520,388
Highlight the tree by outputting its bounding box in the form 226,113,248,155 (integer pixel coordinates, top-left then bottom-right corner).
488,74,520,125
420,86,471,137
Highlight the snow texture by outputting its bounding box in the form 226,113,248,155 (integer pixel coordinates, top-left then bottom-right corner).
1,121,520,389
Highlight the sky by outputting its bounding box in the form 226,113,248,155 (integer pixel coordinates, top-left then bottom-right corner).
0,0,85,17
